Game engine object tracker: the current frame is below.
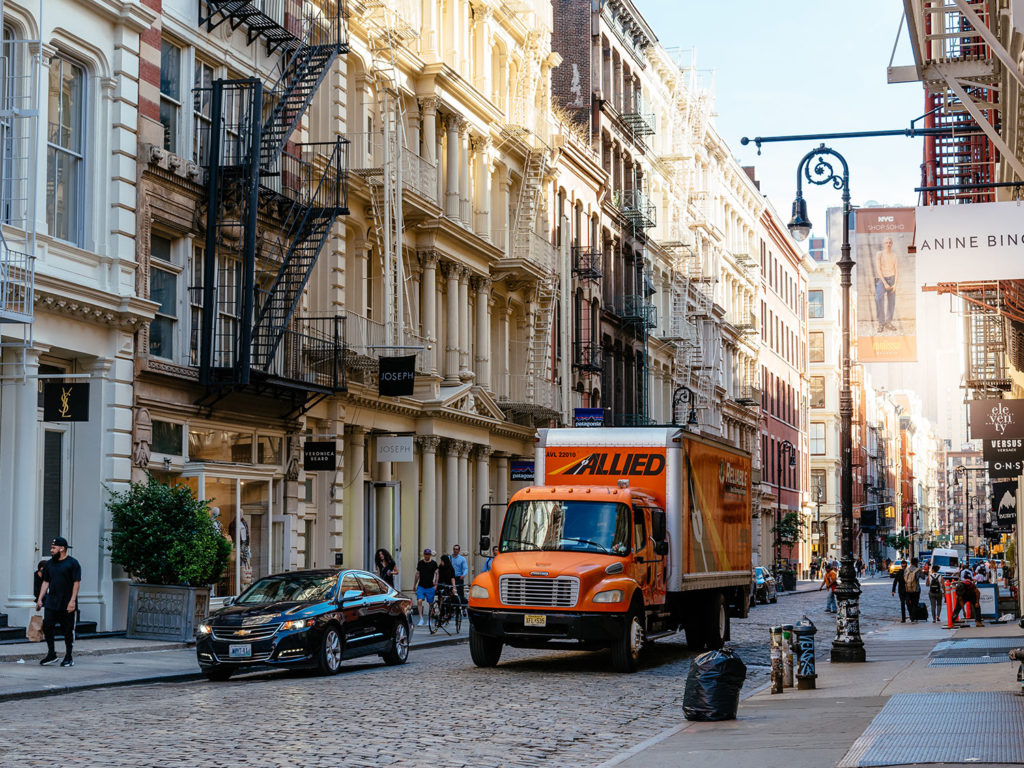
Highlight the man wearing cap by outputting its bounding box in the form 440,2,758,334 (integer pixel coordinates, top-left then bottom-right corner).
35,537,81,666
413,549,439,627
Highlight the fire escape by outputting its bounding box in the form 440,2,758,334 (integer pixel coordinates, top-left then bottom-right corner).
0,20,38,381
196,1,349,406
571,241,603,380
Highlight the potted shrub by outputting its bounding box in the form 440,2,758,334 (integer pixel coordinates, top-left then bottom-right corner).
107,476,232,641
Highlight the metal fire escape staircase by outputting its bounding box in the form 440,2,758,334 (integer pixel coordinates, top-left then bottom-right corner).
0,18,38,381
198,0,349,395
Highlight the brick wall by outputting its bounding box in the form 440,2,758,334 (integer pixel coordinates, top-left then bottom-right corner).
137,0,162,146
551,0,592,115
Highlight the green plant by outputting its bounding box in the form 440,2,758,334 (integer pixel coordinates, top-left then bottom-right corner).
772,511,805,548
884,532,910,554
107,475,232,586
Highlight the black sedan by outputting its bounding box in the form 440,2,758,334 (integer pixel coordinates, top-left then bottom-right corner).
753,566,778,604
195,569,413,681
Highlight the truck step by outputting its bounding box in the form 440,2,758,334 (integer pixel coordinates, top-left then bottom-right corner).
645,629,681,642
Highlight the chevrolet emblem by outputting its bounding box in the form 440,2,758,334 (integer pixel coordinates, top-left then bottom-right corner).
235,629,250,636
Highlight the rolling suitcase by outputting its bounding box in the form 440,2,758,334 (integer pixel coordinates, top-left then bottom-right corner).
912,601,929,621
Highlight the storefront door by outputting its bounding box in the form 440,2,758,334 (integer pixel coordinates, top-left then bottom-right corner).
364,481,400,572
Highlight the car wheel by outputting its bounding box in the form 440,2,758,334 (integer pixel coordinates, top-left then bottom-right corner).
703,592,727,650
202,665,234,682
469,626,503,667
317,626,343,675
382,618,410,666
610,608,644,673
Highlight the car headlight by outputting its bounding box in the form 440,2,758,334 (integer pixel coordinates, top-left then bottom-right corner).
593,589,625,603
469,585,489,599
197,623,212,636
281,618,313,631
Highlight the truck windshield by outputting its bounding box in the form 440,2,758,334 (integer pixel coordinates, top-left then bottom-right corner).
932,555,958,568
500,500,631,555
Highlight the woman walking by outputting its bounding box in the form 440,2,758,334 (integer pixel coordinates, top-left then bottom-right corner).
375,548,398,588
925,563,944,623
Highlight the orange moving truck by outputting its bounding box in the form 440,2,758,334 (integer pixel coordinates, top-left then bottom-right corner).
468,427,752,672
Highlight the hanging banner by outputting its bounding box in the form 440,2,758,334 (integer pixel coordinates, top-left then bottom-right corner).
303,441,337,472
915,201,1024,282
988,459,1023,479
573,408,604,428
42,383,90,422
510,460,535,482
378,355,416,397
982,438,1024,465
968,399,1024,439
854,207,917,362
376,435,413,463
992,480,1018,527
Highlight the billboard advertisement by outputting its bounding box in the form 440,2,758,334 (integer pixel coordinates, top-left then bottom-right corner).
855,207,916,362
915,201,1024,282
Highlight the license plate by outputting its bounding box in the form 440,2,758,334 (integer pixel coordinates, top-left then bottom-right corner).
524,614,547,627
229,644,252,658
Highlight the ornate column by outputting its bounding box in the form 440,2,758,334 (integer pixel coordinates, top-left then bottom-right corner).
456,441,470,549
445,114,461,217
473,446,492,571
473,137,493,240
500,305,512,397
443,439,460,549
474,276,492,388
459,268,472,380
495,454,509,508
419,250,439,376
415,435,440,566
419,97,438,164
443,262,460,385
345,426,367,570
502,172,513,254
459,124,471,224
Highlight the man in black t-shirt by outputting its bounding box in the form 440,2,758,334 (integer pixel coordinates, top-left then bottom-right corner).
413,549,439,627
35,537,81,667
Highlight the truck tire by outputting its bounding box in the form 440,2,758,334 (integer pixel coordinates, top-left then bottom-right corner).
684,623,704,651
703,592,728,650
469,627,503,667
610,609,644,672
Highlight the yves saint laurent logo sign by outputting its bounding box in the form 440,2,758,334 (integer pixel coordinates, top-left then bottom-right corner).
969,399,1024,440
42,383,90,422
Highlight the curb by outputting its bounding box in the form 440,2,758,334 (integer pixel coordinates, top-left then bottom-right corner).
0,631,468,703
0,642,191,664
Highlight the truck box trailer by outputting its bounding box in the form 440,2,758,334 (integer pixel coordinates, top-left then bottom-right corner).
468,427,753,671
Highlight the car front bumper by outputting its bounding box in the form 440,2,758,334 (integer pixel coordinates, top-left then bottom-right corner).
195,628,319,668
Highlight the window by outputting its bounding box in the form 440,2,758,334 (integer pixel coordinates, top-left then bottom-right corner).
149,234,180,359
810,422,825,455
159,41,182,152
809,331,824,363
809,376,825,408
808,290,824,319
811,469,826,502
192,59,213,164
1,28,19,224
189,245,204,365
46,55,85,245
152,420,183,455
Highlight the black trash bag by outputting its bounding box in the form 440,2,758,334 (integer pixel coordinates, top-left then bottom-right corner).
682,648,747,721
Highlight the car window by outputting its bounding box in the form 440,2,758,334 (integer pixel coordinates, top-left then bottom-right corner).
340,573,362,594
357,574,385,595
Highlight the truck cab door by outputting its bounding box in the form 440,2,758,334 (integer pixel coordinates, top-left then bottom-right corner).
649,506,668,606
631,505,655,606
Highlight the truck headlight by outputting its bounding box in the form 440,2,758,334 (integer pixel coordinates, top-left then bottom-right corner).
470,585,489,599
593,589,625,603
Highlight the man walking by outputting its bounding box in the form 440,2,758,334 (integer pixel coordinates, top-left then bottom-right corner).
891,559,909,622
451,544,468,611
413,549,438,627
903,557,922,622
35,537,81,667
819,563,837,613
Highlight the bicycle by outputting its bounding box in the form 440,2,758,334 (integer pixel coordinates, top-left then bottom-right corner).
428,584,463,635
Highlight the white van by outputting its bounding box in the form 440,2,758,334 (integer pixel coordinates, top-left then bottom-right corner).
930,548,960,578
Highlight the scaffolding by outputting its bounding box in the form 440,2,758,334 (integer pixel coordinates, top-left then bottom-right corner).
0,11,39,381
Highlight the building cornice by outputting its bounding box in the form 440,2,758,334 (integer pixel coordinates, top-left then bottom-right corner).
34,273,158,330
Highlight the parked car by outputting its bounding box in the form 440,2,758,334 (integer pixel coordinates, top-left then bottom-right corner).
195,569,413,681
753,566,778,604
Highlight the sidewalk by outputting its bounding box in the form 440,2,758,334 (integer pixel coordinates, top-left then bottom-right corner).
600,619,1024,768
0,622,468,702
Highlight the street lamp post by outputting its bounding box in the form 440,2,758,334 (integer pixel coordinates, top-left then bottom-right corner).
672,386,698,428
776,439,797,580
955,465,987,564
787,144,865,663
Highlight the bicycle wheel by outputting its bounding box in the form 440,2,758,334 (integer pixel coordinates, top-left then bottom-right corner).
453,599,463,632
428,601,441,634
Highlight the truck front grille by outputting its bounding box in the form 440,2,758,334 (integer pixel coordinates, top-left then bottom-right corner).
499,576,580,608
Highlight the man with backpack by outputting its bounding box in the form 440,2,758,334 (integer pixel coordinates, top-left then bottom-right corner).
902,558,923,622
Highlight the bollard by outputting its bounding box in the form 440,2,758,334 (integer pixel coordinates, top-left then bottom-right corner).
945,578,956,629
793,615,817,690
770,626,784,694
781,624,794,688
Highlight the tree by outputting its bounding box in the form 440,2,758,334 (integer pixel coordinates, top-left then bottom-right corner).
107,475,232,586
773,511,805,548
884,532,910,555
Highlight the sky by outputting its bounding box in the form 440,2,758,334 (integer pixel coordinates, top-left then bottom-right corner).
635,0,924,234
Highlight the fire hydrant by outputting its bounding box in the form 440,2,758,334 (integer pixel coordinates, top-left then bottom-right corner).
793,615,818,690
781,623,794,688
770,626,784,694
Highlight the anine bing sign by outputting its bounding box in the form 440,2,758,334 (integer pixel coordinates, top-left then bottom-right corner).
968,399,1024,440
43,383,90,422
376,435,413,463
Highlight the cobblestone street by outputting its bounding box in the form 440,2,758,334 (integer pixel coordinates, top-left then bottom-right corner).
0,580,902,768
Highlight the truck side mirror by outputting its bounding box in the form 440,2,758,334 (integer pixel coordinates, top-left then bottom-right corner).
479,534,491,553
651,508,667,542
479,505,491,533
654,540,669,556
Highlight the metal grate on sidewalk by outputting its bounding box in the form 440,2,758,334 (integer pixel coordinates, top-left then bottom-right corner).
838,692,1024,767
927,655,1011,666
931,637,1023,652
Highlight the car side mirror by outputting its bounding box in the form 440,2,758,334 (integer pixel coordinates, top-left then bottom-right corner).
339,589,363,603
222,597,234,607
654,541,668,556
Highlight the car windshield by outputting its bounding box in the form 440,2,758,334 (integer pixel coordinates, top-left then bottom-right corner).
235,573,337,605
932,555,958,568
500,499,631,554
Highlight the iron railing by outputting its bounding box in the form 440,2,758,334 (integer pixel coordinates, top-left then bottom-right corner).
264,314,345,391
0,242,33,323
572,341,603,372
571,245,602,280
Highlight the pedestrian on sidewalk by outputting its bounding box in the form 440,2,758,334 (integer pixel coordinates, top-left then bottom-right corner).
819,563,838,613
374,548,398,588
450,544,468,609
35,537,81,667
891,559,909,622
855,557,865,578
952,569,984,626
903,558,922,622
413,549,438,627
925,563,945,623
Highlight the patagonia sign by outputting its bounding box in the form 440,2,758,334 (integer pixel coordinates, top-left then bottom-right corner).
549,450,666,477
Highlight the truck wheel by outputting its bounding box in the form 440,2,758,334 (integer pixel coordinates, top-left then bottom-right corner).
469,627,503,667
703,593,728,650
684,624,704,651
610,610,644,672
